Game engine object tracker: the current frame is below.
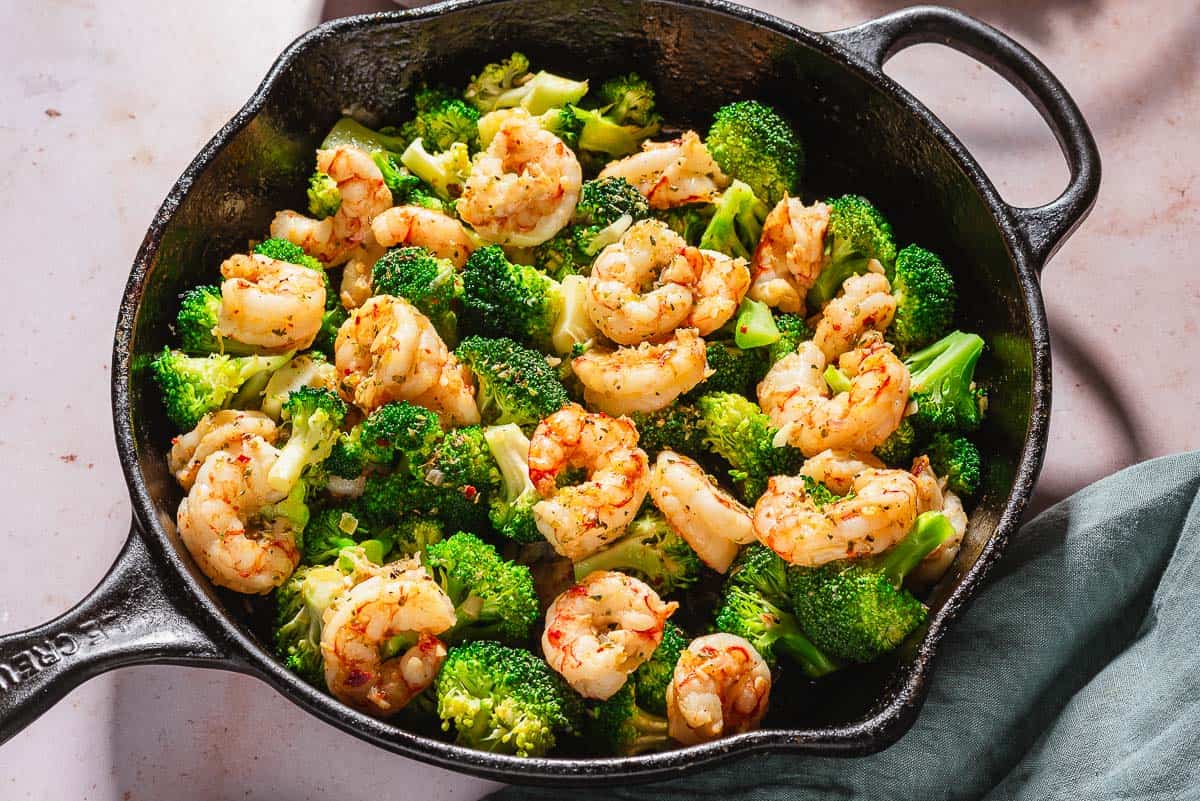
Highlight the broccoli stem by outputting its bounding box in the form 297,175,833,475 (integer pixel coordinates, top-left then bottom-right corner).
776,631,841,678
907,331,985,393
572,537,653,581
877,511,956,587
321,117,408,155
626,707,670,753
733,298,780,349
823,365,851,394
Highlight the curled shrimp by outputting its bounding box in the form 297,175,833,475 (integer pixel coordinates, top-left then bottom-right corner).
908,455,969,584
599,131,730,209
758,332,910,457
572,328,711,417
339,239,387,310
321,560,457,718
458,108,582,247
752,469,920,566
813,271,896,362
529,404,651,561
168,410,277,491
176,436,299,594
648,451,754,573
798,448,884,495
334,295,479,423
685,247,751,336
748,198,830,313
216,254,326,352
371,205,476,268
666,633,772,746
586,219,696,345
541,570,678,700
269,146,393,266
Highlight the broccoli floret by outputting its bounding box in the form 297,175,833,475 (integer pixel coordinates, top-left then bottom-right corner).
478,105,584,150
400,138,471,200
462,245,563,350
422,425,502,500
455,336,569,426
706,100,803,206
306,171,341,218
687,341,768,399
629,403,706,454
790,510,955,662
424,531,539,643
483,424,541,544
327,400,445,479
575,74,661,166
572,510,702,594
151,349,294,430
806,195,898,310
888,244,956,352
268,387,347,493
301,507,367,565
695,391,803,502
726,543,791,608
372,246,461,342
904,330,987,432
390,517,446,557
464,52,533,111
767,312,813,364
175,285,256,356
313,307,347,358
532,231,588,280
260,479,312,544
576,176,651,227
631,621,686,716
590,681,670,756
260,353,337,419
698,180,768,261
465,52,587,116
436,640,582,757
359,470,486,533
873,418,918,468
400,85,480,153
371,152,445,212
655,203,715,246
320,116,410,156
533,177,649,276
731,297,780,350
273,564,346,686
714,584,839,677
253,237,323,271
927,433,982,497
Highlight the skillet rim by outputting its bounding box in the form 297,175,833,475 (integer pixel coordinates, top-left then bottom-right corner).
111,0,1052,783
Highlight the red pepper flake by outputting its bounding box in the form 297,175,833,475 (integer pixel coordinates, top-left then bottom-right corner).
235,453,251,464
463,485,478,501
345,669,372,688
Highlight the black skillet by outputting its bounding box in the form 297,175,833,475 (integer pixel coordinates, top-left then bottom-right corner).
0,0,1099,785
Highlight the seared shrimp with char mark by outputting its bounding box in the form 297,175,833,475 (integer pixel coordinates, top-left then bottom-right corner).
666,633,772,745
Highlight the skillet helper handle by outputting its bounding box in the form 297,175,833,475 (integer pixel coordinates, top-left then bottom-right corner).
825,5,1101,268
0,524,233,746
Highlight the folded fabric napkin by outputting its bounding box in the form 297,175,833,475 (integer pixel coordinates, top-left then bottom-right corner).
491,452,1200,800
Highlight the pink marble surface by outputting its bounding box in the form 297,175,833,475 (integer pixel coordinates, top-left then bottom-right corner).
0,1,1195,799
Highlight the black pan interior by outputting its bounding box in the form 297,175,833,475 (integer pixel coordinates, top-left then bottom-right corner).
125,0,1037,753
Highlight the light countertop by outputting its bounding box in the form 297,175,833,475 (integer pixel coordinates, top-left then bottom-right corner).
1,1,1196,798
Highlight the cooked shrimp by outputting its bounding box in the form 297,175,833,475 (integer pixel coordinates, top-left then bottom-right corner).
798,448,884,495
176,436,299,594
216,254,326,352
529,404,650,560
648,451,753,573
458,108,582,247
572,328,711,417
541,570,678,700
748,198,830,313
685,247,751,335
269,146,392,265
813,271,896,361
909,455,969,584
168,410,277,491
752,469,920,566
321,560,456,718
599,131,730,209
758,332,909,457
339,238,386,310
407,351,481,427
371,205,476,268
585,219,696,345
666,633,771,746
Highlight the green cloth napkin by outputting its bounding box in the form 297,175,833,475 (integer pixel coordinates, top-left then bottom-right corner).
491,452,1200,800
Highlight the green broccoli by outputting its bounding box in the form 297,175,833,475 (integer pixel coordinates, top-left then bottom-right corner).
301,507,391,566
767,312,813,364
873,418,917,468
631,621,686,716
695,391,803,502
590,681,670,756
306,171,341,219
576,176,651,227
532,232,588,280
629,403,707,454
436,640,582,757
151,348,294,430
400,138,471,200
725,543,791,608
698,180,768,261
259,354,336,419
455,336,569,426
478,105,584,150
731,298,781,350
533,177,652,277
326,400,444,479
576,73,662,165
424,531,539,643
806,195,898,310
371,152,446,211
714,584,839,677
259,479,312,544
371,246,461,342
390,517,446,556
464,52,588,115
483,423,542,544
572,510,702,594
253,237,323,271
706,100,803,206
268,387,347,493
655,203,715,246
400,85,480,153
461,245,564,351
174,285,257,356
888,244,956,352
313,306,348,358
320,116,410,155
359,470,487,534
421,424,502,500
790,510,956,662
904,330,987,432
273,563,346,686
926,433,982,497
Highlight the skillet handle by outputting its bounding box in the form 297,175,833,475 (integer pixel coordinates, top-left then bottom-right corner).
825,5,1101,268
0,522,242,746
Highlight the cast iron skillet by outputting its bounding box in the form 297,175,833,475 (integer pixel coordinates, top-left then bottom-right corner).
0,0,1099,784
